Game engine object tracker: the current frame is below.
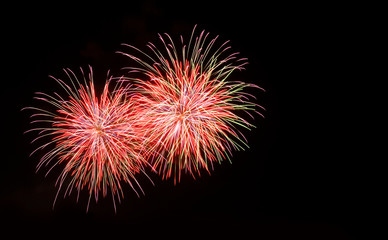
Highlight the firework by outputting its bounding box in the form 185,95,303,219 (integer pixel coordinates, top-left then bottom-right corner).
119,25,265,183
24,67,149,211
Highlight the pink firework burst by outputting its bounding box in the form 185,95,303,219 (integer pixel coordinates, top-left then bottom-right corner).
119,26,265,182
24,67,149,211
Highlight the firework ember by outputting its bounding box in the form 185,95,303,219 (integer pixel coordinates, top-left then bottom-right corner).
24,67,149,211
119,26,265,182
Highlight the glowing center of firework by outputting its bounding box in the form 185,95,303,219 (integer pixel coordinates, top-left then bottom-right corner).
95,126,103,134
175,101,191,120
93,124,106,136
177,109,188,120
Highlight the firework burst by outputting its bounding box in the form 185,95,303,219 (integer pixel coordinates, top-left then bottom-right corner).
24,67,149,211
119,26,265,182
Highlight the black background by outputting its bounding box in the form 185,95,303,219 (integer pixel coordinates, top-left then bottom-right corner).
1,1,368,239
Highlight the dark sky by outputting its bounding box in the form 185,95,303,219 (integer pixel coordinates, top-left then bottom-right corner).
1,1,367,239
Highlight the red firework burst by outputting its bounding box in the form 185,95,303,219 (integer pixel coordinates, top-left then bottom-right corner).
119,26,265,182
24,67,148,211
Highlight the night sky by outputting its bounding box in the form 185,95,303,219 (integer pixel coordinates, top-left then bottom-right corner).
2,1,367,239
